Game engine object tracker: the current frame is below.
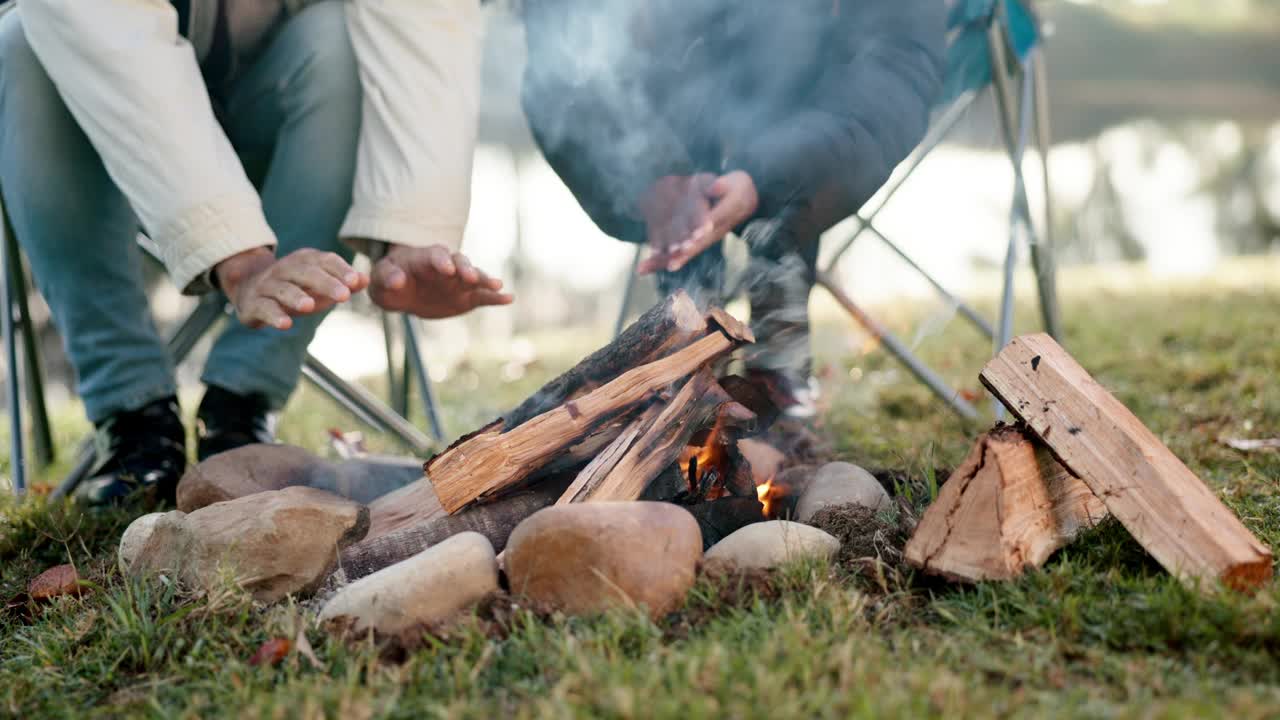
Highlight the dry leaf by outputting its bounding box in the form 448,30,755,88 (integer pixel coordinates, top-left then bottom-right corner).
27,564,85,601
248,638,292,667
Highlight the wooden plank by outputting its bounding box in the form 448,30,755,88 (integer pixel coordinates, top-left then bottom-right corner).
904,426,1106,582
981,333,1273,592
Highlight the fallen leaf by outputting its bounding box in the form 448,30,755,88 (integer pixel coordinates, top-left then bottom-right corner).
248,638,292,667
27,564,85,601
959,389,984,403
1222,437,1280,452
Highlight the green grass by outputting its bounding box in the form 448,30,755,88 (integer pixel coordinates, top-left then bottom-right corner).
3,260,1280,718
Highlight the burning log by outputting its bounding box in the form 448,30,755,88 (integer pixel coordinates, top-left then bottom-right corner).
424,305,755,514
685,497,767,549
981,333,1274,592
904,425,1107,582
503,291,707,429
556,369,754,504
339,477,572,582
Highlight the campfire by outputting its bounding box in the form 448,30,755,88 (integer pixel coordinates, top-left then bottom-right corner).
131,294,1271,635
336,292,794,575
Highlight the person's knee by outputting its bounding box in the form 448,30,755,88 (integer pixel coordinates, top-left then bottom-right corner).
0,14,62,115
283,2,361,114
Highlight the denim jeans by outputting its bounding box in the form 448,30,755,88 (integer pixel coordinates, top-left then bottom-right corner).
0,2,360,423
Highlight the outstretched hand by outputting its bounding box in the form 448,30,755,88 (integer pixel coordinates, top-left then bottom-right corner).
369,244,513,319
216,247,368,330
638,171,758,275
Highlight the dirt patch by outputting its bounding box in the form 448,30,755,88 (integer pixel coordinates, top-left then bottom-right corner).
808,501,914,581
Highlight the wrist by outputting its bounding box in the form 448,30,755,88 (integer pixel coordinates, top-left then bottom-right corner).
215,246,275,297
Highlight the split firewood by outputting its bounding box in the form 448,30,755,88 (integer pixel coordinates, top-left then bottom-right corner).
339,476,572,581
981,333,1273,592
904,425,1107,582
556,369,754,504
503,291,707,429
555,402,668,504
426,310,755,514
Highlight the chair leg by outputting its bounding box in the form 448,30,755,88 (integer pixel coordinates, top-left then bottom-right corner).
381,312,407,416
1030,48,1063,341
816,272,980,422
167,293,228,363
301,354,435,455
988,24,1046,338
862,223,996,340
614,245,643,338
402,315,445,442
50,443,96,501
2,207,27,494
4,217,53,468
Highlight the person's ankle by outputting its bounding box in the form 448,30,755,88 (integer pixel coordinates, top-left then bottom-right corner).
196,385,277,461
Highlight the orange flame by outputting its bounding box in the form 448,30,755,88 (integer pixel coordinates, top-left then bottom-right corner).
756,476,777,519
679,415,729,498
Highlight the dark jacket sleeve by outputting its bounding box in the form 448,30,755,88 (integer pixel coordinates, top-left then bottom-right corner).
520,0,693,243
730,0,947,229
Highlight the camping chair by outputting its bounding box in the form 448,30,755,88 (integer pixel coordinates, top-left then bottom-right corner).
615,0,1062,421
1,195,447,497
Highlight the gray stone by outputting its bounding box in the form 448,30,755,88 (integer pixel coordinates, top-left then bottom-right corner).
506,502,702,618
177,443,421,512
118,512,165,573
795,462,890,524
130,486,369,602
319,532,498,634
704,520,839,571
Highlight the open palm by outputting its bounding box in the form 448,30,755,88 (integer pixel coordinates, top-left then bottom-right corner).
369,245,513,319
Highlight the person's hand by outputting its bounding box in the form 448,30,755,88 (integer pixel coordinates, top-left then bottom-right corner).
638,171,758,275
638,173,716,273
369,244,514,319
216,247,368,330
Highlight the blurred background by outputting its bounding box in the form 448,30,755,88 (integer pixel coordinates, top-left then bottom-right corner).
6,0,1280,442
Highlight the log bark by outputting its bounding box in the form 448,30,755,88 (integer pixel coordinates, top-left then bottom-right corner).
503,291,706,429
428,318,753,513
339,476,572,581
904,425,1107,582
556,370,752,504
981,333,1273,592
366,469,449,540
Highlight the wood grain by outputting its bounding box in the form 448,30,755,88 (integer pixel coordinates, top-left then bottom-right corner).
981,333,1272,592
905,426,1107,582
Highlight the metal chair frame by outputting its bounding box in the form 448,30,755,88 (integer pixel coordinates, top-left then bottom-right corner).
2,196,447,497
615,3,1062,422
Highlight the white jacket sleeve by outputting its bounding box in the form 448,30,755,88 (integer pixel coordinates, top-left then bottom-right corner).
20,0,276,294
340,0,482,254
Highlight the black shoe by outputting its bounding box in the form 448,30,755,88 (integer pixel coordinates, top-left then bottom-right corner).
76,397,187,508
196,385,277,461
